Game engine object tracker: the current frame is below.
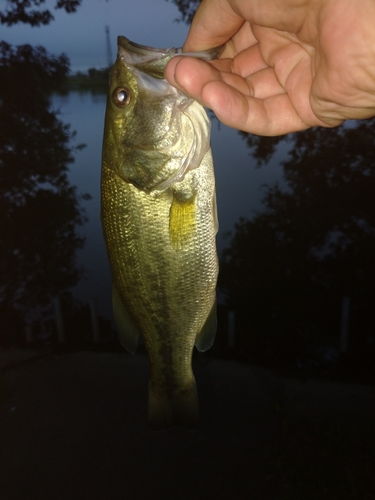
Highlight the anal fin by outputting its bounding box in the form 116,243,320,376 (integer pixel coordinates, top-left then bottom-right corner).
112,284,139,354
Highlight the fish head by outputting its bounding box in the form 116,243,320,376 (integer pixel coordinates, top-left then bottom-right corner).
102,37,220,195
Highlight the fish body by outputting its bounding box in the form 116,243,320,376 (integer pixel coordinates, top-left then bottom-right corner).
101,37,219,427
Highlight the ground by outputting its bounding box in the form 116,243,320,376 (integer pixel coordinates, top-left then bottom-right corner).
0,350,374,499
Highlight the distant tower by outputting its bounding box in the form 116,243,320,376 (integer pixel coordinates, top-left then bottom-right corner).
105,26,113,68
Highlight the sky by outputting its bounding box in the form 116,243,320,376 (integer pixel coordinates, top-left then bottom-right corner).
1,0,190,72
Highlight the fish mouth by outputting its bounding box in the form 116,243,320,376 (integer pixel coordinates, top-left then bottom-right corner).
118,36,178,57
118,36,224,64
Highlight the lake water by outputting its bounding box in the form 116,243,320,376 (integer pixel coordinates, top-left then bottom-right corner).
51,90,286,321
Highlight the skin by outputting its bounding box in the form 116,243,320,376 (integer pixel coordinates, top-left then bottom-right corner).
165,0,375,136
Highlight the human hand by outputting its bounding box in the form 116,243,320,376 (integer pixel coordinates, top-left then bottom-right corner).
165,0,375,136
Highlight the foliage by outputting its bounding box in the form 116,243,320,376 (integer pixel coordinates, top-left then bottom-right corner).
170,0,201,23
220,121,375,368
0,0,82,26
0,42,88,322
0,0,91,346
66,67,110,90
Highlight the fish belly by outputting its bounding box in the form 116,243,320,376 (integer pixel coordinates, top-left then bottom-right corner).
101,149,218,427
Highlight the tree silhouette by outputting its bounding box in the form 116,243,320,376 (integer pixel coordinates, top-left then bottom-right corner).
170,0,201,23
0,42,88,315
0,0,82,26
0,4,89,344
220,121,375,368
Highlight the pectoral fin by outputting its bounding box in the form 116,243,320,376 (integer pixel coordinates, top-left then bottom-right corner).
195,300,217,352
112,284,139,354
169,192,196,251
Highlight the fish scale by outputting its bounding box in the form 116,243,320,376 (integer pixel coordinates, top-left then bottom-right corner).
101,37,220,428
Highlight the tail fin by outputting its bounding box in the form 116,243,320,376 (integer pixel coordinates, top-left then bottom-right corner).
147,379,199,429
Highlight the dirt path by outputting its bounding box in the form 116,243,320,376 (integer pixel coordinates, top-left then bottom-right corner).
1,352,374,499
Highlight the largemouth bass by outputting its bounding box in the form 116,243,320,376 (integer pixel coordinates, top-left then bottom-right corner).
101,37,220,428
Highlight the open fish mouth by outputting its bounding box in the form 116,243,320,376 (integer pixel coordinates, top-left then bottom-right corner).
119,37,178,56
117,36,224,70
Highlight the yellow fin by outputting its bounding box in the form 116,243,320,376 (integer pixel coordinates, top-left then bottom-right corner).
195,300,217,352
112,284,139,354
169,193,196,251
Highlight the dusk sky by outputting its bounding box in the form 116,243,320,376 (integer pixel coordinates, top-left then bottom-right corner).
2,0,190,72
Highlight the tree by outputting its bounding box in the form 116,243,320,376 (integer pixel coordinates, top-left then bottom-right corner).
170,0,201,23
0,0,82,26
0,3,89,344
220,121,375,367
0,42,88,316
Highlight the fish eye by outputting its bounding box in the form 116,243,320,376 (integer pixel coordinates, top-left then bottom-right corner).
113,87,130,107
